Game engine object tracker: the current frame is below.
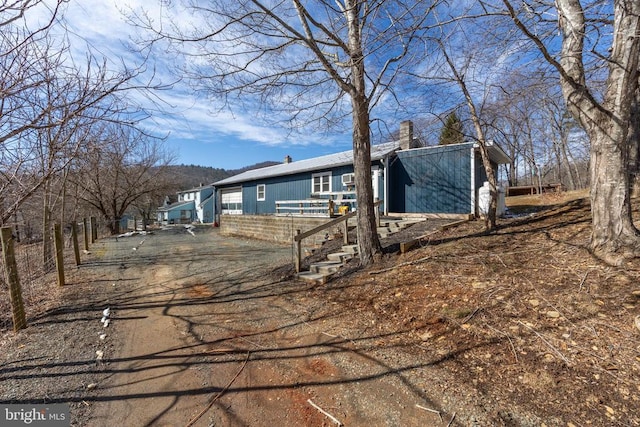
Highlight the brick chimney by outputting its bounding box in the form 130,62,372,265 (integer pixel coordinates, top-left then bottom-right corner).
284,155,292,164
399,120,414,150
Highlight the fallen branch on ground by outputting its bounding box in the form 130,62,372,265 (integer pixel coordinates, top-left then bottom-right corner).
185,351,250,427
447,412,457,427
485,323,519,363
307,399,343,426
518,321,571,365
415,404,443,422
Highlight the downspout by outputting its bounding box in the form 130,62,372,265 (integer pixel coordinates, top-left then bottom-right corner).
384,154,390,216
470,146,476,217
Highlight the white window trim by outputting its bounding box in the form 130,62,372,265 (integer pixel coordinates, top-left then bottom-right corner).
312,172,332,194
257,184,266,201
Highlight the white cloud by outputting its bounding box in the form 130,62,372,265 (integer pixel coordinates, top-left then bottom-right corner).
17,0,349,167
142,84,341,148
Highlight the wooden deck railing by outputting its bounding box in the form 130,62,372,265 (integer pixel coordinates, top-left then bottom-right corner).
275,195,358,217
275,199,332,217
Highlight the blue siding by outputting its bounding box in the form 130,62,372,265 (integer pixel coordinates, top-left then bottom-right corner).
237,165,356,214
389,144,474,214
164,201,195,222
200,187,214,200
474,154,495,189
201,196,214,223
216,144,493,216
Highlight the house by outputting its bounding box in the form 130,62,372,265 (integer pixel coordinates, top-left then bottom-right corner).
157,185,215,224
212,121,510,219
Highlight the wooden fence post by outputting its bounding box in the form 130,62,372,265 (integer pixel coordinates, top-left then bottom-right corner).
295,229,301,273
71,222,81,266
90,216,97,243
83,218,89,251
1,227,27,331
342,219,349,245
53,223,65,286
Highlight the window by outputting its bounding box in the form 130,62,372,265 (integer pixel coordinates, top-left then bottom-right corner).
257,184,266,201
312,172,332,194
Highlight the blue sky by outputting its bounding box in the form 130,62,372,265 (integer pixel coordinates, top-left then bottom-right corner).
27,1,547,171
37,0,511,171
41,0,357,170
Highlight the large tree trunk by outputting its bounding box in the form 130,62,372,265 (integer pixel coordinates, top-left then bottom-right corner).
556,0,640,263
346,0,381,266
630,86,640,197
588,125,639,262
352,94,382,265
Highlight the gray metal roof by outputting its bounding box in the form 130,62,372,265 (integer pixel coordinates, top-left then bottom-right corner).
213,140,401,187
157,200,194,211
483,140,511,165
178,184,213,194
403,141,510,165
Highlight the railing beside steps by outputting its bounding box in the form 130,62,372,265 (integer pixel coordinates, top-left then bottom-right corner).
293,200,381,272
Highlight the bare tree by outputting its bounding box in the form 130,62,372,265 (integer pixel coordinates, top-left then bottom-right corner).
434,42,500,229
0,30,150,225
70,123,173,235
539,95,589,190
133,0,441,266
492,0,640,262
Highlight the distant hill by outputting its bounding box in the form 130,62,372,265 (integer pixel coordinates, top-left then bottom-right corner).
165,161,280,190
232,161,281,175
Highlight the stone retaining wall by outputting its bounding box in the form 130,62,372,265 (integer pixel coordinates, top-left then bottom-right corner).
219,215,345,247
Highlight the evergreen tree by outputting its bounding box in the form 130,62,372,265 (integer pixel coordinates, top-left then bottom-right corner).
439,113,464,145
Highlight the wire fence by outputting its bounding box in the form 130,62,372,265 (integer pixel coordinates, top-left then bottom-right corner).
0,219,103,333
1,240,62,332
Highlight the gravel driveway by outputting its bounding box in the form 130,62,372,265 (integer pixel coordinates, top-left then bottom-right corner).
1,224,471,426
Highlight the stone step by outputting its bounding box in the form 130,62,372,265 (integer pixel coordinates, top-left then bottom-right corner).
297,271,330,285
310,260,344,274
377,223,408,238
327,252,354,262
342,244,359,254
298,219,427,285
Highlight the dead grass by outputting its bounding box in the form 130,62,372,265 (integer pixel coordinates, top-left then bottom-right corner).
311,190,640,425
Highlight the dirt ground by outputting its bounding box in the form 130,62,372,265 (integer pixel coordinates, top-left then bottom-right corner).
2,191,640,426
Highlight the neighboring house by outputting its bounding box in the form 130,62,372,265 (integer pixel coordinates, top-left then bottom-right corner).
212,121,510,218
157,185,215,224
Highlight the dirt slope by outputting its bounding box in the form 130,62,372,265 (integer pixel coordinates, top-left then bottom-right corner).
306,192,640,425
